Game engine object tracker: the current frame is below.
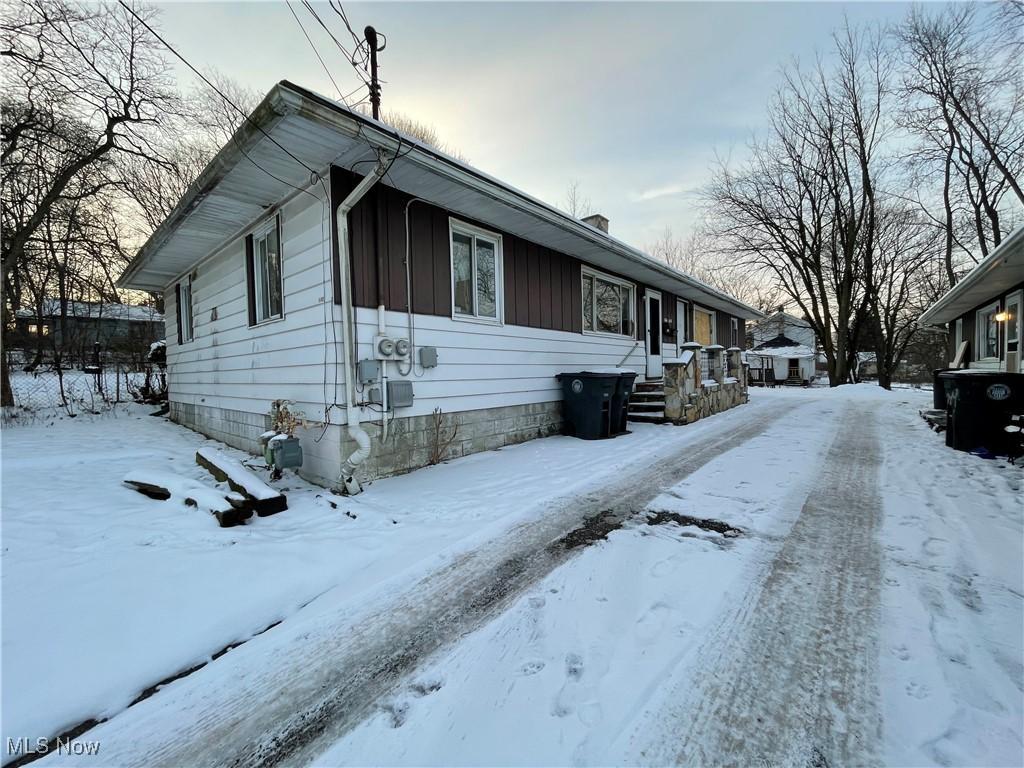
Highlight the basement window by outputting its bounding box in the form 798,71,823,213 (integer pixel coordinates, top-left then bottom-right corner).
450,219,502,323
582,268,634,337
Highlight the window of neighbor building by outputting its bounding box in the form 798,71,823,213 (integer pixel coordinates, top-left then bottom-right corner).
450,219,502,322
582,268,635,337
177,277,194,343
975,302,1000,361
249,216,283,324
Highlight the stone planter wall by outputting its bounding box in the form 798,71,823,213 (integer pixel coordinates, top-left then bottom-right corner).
663,345,749,425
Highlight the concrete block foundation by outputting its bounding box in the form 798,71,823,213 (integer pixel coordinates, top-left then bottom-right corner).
169,399,563,489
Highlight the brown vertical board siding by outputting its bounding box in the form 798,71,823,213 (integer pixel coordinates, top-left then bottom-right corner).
562,255,574,330
431,207,450,315
387,194,408,310
502,241,516,325
549,252,563,330
569,260,583,333
513,239,529,326
716,312,733,348
539,247,552,329
409,205,433,315
527,243,541,327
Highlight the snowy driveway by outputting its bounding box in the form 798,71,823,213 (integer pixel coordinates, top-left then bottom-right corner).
6,386,1021,767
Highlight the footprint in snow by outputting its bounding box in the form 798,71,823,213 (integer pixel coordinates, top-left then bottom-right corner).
906,681,930,700
519,660,545,676
409,678,443,697
565,653,584,681
884,576,900,587
892,644,911,661
528,596,546,609
380,700,409,728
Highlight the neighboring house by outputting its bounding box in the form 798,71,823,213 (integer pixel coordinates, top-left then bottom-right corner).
747,309,817,352
14,299,164,363
745,334,816,387
116,81,761,488
919,225,1024,373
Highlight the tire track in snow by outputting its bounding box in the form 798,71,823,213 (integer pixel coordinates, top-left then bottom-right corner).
637,403,883,767
50,401,806,768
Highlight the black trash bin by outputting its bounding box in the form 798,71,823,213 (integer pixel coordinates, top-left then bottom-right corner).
610,370,638,436
556,371,618,439
937,370,1024,454
932,368,954,410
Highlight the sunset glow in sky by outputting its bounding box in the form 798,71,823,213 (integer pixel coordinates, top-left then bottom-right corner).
158,1,912,250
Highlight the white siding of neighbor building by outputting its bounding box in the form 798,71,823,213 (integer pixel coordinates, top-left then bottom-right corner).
164,187,646,482
749,313,816,351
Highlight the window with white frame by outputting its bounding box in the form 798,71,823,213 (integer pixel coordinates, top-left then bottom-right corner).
730,317,739,347
582,268,635,336
976,302,1000,360
450,219,502,322
249,216,283,324
177,277,194,343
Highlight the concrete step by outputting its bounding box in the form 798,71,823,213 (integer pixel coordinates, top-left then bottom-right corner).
629,391,665,401
628,410,668,424
629,401,667,412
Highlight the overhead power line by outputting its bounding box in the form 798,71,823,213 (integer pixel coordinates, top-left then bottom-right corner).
285,0,347,105
116,0,324,201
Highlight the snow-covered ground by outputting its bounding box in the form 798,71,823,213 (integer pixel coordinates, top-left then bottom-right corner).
2,385,1020,767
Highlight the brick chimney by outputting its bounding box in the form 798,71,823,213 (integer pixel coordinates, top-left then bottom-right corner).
582,214,609,233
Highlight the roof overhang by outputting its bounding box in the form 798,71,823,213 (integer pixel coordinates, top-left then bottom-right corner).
919,225,1024,327
119,81,763,320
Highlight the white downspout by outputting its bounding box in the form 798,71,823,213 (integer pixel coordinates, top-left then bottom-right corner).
336,162,387,494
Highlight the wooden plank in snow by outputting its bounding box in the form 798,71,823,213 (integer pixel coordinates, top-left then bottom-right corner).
123,470,252,528
195,447,287,516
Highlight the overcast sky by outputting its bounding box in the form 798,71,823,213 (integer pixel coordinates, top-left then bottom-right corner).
157,1,913,250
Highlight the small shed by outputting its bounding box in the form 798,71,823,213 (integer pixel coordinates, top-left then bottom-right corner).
745,334,817,386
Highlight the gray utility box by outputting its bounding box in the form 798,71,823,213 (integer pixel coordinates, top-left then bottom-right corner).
419,346,438,369
357,359,381,385
265,437,303,469
367,380,415,409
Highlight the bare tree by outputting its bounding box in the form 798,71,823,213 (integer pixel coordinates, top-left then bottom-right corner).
564,179,593,218
648,226,785,312
896,4,1024,271
705,25,889,386
371,110,468,163
1,0,179,404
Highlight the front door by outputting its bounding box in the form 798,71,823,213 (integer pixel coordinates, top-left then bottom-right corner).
645,289,663,378
694,308,714,346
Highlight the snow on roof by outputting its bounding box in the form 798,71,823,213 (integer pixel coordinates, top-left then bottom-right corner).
749,334,816,358
16,299,163,323
748,334,816,359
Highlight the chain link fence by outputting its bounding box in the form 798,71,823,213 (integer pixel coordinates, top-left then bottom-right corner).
4,350,166,424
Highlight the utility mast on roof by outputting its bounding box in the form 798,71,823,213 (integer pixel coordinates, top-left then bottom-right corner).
365,25,381,119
